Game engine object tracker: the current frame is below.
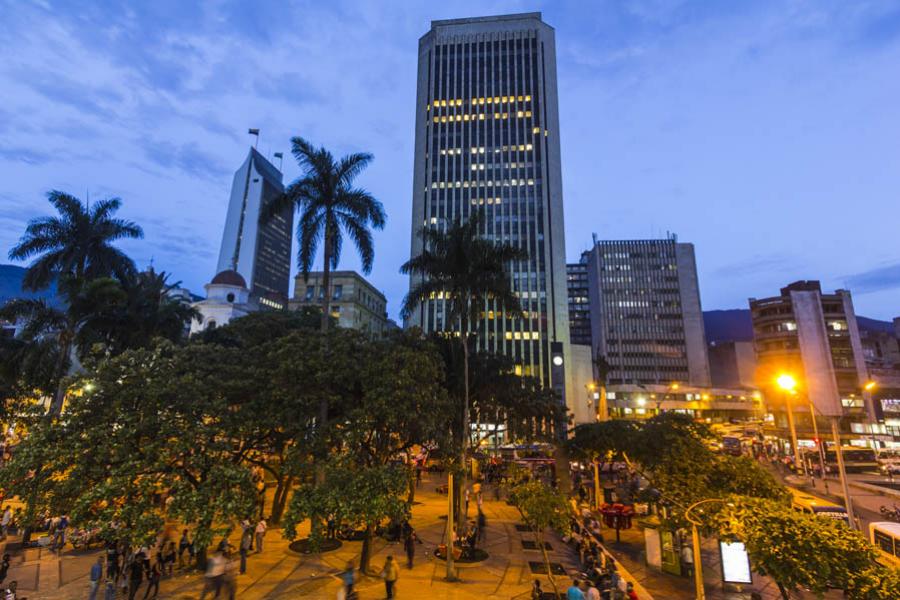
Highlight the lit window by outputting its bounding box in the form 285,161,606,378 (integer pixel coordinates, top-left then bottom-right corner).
533,127,540,134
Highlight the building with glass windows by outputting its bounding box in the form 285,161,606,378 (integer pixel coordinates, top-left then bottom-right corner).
216,147,293,307
406,13,571,402
584,237,711,388
290,271,390,338
566,257,592,347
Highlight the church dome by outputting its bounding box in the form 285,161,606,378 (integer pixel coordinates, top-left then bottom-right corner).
210,270,247,288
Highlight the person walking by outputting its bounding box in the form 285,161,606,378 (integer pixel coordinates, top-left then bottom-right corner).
254,519,267,554
403,530,421,569
178,530,192,568
142,560,160,599
477,510,487,543
566,579,585,600
340,561,356,598
381,555,399,599
0,555,9,586
680,543,694,579
105,542,120,583
626,582,639,600
0,506,11,540
199,551,225,599
239,528,252,574
531,580,543,600
583,579,601,600
126,551,144,600
88,556,104,600
162,541,176,576
104,580,116,600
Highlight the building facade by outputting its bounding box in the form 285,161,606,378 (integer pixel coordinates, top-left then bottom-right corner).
566,257,592,346
750,281,869,422
708,340,757,389
291,271,389,338
407,13,571,400
216,147,293,306
190,270,255,335
585,237,711,387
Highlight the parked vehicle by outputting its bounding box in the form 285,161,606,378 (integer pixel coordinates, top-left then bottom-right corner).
789,489,849,525
721,436,742,457
870,521,900,567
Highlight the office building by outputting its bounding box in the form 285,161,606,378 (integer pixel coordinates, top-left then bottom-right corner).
216,147,293,305
291,271,390,338
584,237,711,387
406,13,571,401
708,340,757,389
566,257,592,346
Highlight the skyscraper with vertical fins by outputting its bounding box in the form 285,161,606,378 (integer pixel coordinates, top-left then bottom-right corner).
216,147,293,305
407,13,571,402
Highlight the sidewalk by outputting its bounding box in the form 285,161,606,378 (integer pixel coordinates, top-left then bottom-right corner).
0,473,606,599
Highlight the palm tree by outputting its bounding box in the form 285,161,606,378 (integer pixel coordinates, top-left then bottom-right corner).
84,269,199,353
0,278,124,416
400,211,525,577
6,190,142,416
9,191,143,291
262,137,386,333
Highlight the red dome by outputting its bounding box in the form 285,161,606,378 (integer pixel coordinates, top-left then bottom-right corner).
210,270,247,288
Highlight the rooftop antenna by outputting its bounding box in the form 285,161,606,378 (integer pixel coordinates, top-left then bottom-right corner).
248,128,260,148
274,152,284,171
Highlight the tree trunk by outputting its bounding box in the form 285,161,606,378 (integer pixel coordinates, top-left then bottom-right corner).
538,530,561,600
360,523,375,574
460,312,470,535
48,332,73,418
776,582,790,599
406,463,417,505
270,474,293,525
445,472,456,580
320,227,333,334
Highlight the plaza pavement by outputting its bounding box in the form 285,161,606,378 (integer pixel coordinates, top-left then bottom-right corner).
0,473,655,600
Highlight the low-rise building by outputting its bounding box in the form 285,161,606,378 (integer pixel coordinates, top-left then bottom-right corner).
290,271,389,338
190,270,255,335
604,384,762,423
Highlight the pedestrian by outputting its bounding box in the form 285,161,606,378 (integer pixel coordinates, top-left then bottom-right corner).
566,579,585,600
239,527,252,574
327,514,337,540
104,580,116,600
0,506,10,540
680,544,694,578
88,556,104,600
105,541,120,582
341,561,356,598
199,551,225,599
3,581,18,600
127,552,144,600
222,552,239,600
403,530,420,568
162,541,176,576
626,582,638,600
0,555,9,586
178,529,192,568
381,555,399,599
142,560,160,599
477,510,487,542
254,519,267,553
53,514,69,551
531,580,543,600
584,579,601,600
464,488,471,516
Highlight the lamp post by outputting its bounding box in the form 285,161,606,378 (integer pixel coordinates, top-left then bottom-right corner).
863,381,879,449
684,498,728,600
776,374,805,476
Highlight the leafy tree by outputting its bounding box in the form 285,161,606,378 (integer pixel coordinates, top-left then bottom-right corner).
261,137,386,333
510,480,571,599
8,191,143,291
711,496,885,600
195,307,322,348
568,419,640,469
401,211,526,506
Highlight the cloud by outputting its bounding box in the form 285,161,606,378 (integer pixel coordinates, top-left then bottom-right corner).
843,262,900,294
141,139,230,181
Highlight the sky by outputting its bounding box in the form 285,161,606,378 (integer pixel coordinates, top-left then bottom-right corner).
1,0,899,321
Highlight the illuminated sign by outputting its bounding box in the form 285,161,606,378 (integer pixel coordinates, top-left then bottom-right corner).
719,541,752,584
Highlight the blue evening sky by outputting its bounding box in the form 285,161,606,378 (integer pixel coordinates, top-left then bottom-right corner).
1,1,899,321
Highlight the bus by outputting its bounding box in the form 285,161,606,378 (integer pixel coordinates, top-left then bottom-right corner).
870,522,900,567
789,489,849,525
823,447,878,473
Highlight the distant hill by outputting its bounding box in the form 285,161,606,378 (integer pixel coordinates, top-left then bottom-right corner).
703,308,895,343
0,264,59,308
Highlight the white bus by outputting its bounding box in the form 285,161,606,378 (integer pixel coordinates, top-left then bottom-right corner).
789,489,849,525
870,522,900,567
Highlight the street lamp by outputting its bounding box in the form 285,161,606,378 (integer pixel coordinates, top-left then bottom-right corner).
776,374,805,476
863,380,879,427
684,498,730,600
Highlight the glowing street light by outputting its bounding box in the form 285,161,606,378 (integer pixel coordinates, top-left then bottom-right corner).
776,373,805,477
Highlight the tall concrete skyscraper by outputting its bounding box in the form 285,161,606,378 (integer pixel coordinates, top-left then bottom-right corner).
216,147,293,305
407,13,571,399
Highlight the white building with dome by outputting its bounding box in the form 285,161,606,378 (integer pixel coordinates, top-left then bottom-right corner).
190,270,256,335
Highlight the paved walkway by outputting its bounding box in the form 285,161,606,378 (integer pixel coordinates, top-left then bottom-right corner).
0,474,658,600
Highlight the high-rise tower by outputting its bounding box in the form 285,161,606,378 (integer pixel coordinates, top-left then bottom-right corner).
408,13,570,397
216,147,293,305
